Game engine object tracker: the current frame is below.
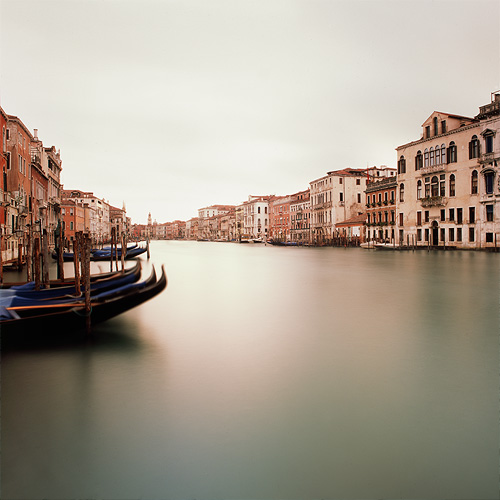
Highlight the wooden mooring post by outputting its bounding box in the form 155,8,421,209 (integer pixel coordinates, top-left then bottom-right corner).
57,225,64,280
83,233,91,333
26,230,31,282
146,236,150,260
34,237,41,291
0,234,3,286
73,232,81,296
121,232,126,272
42,229,50,288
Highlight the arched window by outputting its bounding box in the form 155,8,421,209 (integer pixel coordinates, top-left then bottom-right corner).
399,183,405,202
469,135,480,159
424,148,429,167
430,147,435,166
398,155,406,174
431,176,439,197
449,174,456,197
471,170,478,194
433,117,438,136
447,141,457,163
441,144,446,164
417,180,422,199
415,150,423,170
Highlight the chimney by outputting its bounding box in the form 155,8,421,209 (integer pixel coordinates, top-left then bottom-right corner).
34,129,38,140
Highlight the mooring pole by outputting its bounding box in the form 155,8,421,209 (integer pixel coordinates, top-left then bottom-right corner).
42,229,50,288
34,237,41,291
73,232,81,295
84,233,91,334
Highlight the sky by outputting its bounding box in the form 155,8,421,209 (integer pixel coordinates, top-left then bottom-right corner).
1,0,499,224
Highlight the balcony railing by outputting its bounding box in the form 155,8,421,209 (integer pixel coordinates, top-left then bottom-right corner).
420,164,446,175
420,196,447,207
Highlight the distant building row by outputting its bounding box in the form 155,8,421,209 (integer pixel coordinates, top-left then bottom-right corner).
143,91,500,250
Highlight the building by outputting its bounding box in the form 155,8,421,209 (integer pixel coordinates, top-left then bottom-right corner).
61,198,86,244
269,195,294,242
395,91,500,249
310,168,367,245
290,189,311,244
365,166,397,242
240,195,270,240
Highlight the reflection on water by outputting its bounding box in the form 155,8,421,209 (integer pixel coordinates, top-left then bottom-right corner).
1,242,498,499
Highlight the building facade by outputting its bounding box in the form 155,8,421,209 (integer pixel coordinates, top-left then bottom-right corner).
395,92,500,249
290,189,311,244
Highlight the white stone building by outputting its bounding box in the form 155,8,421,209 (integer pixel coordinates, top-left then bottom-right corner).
395,91,500,249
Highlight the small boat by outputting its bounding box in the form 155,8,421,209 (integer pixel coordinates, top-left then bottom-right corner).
52,245,147,262
1,265,167,342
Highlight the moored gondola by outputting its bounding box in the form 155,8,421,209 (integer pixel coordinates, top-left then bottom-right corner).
1,265,167,344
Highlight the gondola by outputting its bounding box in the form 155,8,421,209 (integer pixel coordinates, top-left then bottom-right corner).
0,260,141,289
51,245,146,262
0,265,167,342
0,261,142,301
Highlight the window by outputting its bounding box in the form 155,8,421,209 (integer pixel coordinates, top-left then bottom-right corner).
416,180,422,199
469,207,475,223
486,204,494,222
441,144,446,164
457,208,463,224
425,126,431,138
424,211,429,223
425,228,429,241
440,228,445,242
339,192,343,202
433,117,438,136
484,133,494,153
449,174,455,197
424,148,429,167
415,151,423,170
70,221,74,230
469,135,480,159
398,156,406,174
469,227,475,242
430,147,435,166
339,178,343,184
447,141,457,163
399,213,403,226
471,170,478,194
449,208,455,221
357,193,361,203
457,227,462,241
6,152,10,170
449,228,454,242
441,120,447,134
399,183,405,202
485,171,494,194
424,177,430,197
440,174,445,196
431,176,439,197
416,211,422,225
258,207,261,214
440,209,445,222
486,233,494,243
356,178,360,185
417,229,422,241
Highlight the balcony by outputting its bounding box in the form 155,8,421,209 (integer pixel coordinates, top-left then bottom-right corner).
420,164,446,175
479,152,500,165
420,196,447,207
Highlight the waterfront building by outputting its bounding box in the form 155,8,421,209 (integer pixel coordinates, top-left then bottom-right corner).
61,198,86,244
290,189,311,244
198,204,234,219
63,190,111,245
365,166,397,242
240,195,270,240
269,194,294,242
109,203,129,239
336,213,367,243
309,168,367,245
185,217,199,240
395,91,500,249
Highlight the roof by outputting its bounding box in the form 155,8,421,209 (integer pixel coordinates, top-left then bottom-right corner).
336,213,367,227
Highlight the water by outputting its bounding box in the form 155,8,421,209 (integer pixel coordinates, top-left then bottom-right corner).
1,241,499,499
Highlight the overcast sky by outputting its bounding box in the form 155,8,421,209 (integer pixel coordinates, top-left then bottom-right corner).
1,0,499,224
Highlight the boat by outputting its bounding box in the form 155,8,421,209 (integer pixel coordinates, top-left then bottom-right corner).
0,260,141,289
0,261,142,300
51,245,147,262
0,265,167,342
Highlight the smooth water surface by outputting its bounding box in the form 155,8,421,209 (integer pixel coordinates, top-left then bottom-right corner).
2,241,499,499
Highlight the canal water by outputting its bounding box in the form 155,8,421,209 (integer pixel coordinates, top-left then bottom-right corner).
1,241,498,499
